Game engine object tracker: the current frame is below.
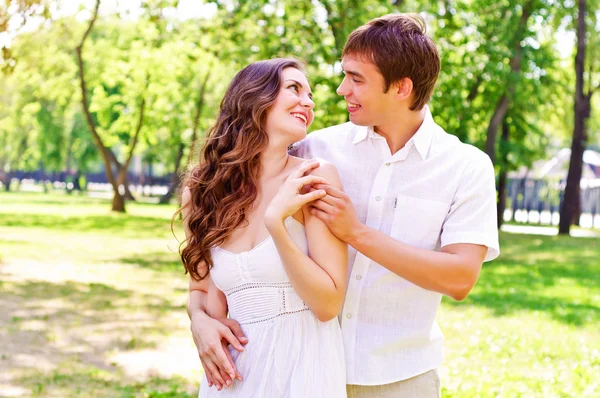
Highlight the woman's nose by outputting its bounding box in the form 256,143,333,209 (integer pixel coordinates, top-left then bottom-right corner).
302,96,315,109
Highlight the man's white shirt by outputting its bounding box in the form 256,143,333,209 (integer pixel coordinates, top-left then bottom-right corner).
291,106,500,385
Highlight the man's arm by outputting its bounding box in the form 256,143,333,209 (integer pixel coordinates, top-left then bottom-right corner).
348,225,486,300
310,152,498,301
311,188,485,300
182,188,247,390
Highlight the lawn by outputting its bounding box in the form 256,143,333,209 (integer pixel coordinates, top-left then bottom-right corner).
1,191,599,397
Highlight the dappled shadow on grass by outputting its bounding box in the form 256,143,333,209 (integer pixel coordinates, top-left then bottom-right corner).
464,291,598,325
444,233,600,327
5,279,184,317
1,213,172,238
0,191,175,212
119,250,185,274
0,191,109,206
17,368,195,398
1,278,186,391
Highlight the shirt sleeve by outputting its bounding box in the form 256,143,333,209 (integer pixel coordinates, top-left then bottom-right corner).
440,149,500,262
288,139,309,158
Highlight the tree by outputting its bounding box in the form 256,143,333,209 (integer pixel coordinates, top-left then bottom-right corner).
0,15,91,190
483,0,536,165
559,0,600,234
76,0,126,210
429,0,569,228
76,0,162,212
206,0,400,130
1,0,47,72
159,63,214,204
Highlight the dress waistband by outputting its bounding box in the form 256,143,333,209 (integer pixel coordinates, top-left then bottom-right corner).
224,282,309,325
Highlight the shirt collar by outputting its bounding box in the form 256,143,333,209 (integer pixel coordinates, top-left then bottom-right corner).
352,126,369,144
351,105,436,160
410,106,435,160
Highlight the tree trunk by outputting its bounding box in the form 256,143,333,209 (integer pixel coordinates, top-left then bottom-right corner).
111,188,125,212
497,120,510,228
485,95,510,164
160,142,185,204
484,1,532,164
76,0,125,212
560,126,586,233
123,174,136,200
106,149,136,201
115,94,147,191
76,0,147,212
161,67,213,205
73,170,82,191
559,0,590,234
573,188,582,226
497,170,508,228
2,171,11,191
111,93,147,206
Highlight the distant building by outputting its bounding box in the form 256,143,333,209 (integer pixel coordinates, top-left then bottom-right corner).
509,148,600,183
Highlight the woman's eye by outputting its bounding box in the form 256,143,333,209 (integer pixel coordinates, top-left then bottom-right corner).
289,84,299,92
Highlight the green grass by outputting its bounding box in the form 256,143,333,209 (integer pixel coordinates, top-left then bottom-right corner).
438,232,600,397
1,190,599,397
0,191,195,397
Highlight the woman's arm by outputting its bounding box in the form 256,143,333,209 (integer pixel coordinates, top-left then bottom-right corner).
206,275,228,320
265,160,348,322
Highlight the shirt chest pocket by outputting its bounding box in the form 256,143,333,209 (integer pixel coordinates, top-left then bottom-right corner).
390,194,450,250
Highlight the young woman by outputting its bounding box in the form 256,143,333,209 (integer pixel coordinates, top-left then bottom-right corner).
176,58,347,397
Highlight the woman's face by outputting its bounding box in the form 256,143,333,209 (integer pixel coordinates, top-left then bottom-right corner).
264,67,315,144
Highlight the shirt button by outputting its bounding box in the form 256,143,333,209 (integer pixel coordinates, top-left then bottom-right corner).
346,313,353,319
385,162,391,166
375,196,382,201
356,274,362,280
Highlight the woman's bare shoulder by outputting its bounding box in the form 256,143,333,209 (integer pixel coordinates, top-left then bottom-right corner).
288,156,337,172
308,160,341,188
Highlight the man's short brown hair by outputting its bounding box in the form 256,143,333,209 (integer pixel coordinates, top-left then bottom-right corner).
342,13,440,111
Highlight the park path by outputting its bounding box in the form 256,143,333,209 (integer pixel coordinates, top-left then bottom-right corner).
0,258,201,397
500,224,600,238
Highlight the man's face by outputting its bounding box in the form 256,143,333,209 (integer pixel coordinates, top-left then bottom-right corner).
337,54,397,127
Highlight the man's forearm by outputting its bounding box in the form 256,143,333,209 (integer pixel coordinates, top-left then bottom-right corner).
347,224,482,300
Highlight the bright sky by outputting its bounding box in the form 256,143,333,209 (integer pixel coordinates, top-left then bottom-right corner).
0,0,576,59
0,0,217,54
58,0,217,21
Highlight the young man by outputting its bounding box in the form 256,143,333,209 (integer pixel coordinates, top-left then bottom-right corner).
187,13,499,397
290,13,499,397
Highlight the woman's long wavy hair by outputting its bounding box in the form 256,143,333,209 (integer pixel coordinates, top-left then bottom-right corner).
174,58,303,281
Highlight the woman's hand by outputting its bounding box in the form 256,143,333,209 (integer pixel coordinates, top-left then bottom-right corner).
265,159,328,227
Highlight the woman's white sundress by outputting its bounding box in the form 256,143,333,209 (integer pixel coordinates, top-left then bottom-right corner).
198,216,346,398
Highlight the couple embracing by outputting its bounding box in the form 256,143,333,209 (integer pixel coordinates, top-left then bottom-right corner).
176,13,499,398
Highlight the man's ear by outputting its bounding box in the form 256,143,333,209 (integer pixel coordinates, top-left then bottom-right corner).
393,77,413,101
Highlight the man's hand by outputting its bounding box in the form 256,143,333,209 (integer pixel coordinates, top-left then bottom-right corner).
190,312,248,390
310,184,362,243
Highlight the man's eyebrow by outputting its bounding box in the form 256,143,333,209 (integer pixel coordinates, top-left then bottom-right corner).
284,79,313,98
342,69,365,79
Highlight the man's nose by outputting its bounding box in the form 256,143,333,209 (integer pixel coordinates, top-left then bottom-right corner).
336,77,349,97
